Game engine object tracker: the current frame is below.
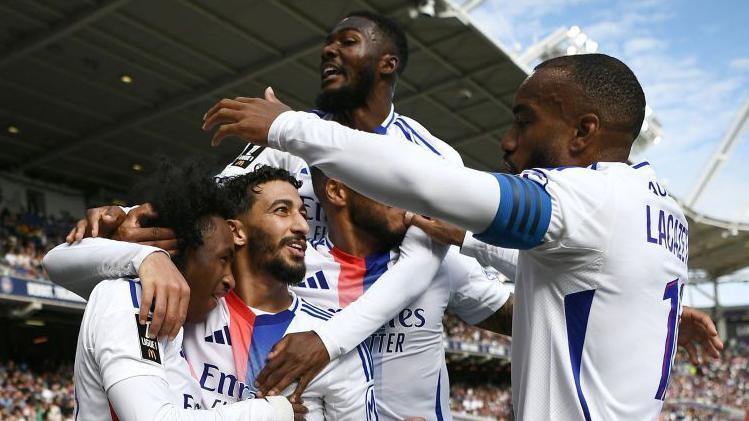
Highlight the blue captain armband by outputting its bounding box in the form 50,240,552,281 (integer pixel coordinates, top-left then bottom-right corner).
474,173,552,249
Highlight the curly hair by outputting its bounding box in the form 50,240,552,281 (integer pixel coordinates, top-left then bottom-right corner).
220,165,302,217
136,159,233,269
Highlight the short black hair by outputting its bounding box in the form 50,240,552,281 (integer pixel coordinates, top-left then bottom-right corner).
345,10,409,75
535,53,646,140
309,166,329,205
138,159,233,269
220,165,302,217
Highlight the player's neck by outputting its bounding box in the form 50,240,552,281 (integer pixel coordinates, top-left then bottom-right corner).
336,85,393,132
327,217,390,257
232,258,292,313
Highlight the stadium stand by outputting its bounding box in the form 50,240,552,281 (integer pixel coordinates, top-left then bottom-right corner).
0,360,75,421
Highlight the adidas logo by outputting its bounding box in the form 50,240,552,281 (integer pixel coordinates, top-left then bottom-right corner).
298,270,329,289
204,325,232,346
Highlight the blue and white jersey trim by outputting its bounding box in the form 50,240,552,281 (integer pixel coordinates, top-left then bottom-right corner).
475,173,552,249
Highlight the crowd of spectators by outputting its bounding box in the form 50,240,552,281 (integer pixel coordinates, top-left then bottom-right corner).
444,315,511,349
0,360,75,421
0,208,74,281
448,339,749,420
450,383,512,420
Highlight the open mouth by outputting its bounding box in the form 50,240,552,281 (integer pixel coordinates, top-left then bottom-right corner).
320,63,342,83
286,239,307,257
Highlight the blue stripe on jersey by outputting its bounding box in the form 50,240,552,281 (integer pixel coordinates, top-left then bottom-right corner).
474,173,552,249
564,289,596,421
364,251,390,291
315,271,329,289
393,120,413,142
300,309,330,321
356,345,372,382
435,371,444,421
300,303,332,320
247,310,295,386
395,118,442,156
633,161,650,169
128,280,139,309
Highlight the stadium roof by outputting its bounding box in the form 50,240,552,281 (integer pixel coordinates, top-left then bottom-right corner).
0,0,526,194
1,0,746,278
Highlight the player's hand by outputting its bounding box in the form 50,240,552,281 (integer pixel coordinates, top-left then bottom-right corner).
255,331,330,402
138,251,190,341
65,206,126,243
677,306,723,365
111,203,178,255
202,87,292,147
406,213,466,247
291,401,308,421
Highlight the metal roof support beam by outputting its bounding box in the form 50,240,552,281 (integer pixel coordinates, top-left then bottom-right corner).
0,0,129,68
19,40,321,170
687,99,749,208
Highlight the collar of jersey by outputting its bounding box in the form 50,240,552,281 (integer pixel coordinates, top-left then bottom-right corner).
225,290,299,325
373,104,396,135
587,161,650,170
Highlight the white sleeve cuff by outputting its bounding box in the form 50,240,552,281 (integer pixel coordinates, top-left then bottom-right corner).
312,324,342,361
268,110,303,151
459,230,481,258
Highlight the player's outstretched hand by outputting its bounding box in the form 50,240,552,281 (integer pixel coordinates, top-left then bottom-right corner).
111,203,178,255
406,213,466,247
202,87,292,147
65,205,126,243
678,306,723,365
255,331,330,402
138,251,190,342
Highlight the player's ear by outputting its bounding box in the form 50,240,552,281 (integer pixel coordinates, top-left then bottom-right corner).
570,113,599,153
325,179,348,208
226,219,247,247
379,53,398,78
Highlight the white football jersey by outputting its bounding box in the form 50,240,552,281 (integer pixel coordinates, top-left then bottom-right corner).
294,241,510,420
217,105,463,242
265,110,693,420
74,279,204,419
183,290,377,421
502,162,689,420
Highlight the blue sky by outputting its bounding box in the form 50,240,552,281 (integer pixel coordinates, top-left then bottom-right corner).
468,0,749,224
467,0,749,306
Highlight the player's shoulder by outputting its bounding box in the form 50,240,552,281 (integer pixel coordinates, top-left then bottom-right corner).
88,278,142,313
295,297,334,325
389,112,463,162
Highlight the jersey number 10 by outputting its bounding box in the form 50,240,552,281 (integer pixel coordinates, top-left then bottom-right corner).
655,279,682,401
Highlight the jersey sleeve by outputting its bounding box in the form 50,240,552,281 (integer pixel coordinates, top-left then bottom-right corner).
43,238,164,300
108,375,292,421
459,233,518,280
312,226,446,360
317,344,378,421
444,248,512,325
217,141,308,180
86,282,167,391
269,111,500,235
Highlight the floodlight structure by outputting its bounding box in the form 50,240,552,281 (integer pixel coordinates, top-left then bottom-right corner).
517,26,663,158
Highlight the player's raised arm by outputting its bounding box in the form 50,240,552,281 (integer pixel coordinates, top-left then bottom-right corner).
203,91,552,250
43,237,189,340
256,226,446,398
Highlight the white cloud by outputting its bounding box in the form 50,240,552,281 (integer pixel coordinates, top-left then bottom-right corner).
729,57,749,71
470,0,749,222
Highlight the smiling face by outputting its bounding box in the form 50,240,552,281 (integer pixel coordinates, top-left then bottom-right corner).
181,216,236,323
315,16,385,112
500,68,580,174
244,180,309,285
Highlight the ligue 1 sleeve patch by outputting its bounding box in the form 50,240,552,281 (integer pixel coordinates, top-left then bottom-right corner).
134,314,161,364
231,145,266,168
